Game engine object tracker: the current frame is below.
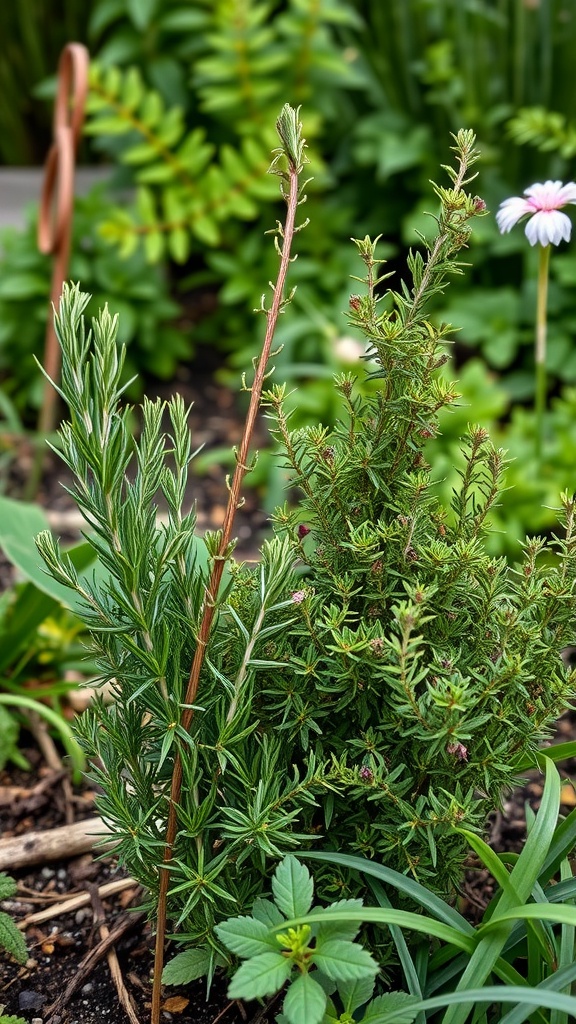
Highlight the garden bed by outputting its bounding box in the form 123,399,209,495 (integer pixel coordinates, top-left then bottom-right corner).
2,725,576,1024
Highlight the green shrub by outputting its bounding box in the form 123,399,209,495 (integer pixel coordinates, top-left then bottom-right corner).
34,118,576,984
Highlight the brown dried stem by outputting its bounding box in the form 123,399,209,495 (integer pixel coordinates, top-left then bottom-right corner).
150,148,302,1023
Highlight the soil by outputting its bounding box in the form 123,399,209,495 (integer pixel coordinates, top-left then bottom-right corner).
0,750,270,1024
1,374,576,1024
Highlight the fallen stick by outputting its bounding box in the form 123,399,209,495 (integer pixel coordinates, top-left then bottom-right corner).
87,881,141,1024
18,876,139,928
0,816,116,870
45,906,147,1024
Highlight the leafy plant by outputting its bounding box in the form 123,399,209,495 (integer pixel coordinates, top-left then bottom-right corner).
33,115,576,1020
215,854,393,1024
0,873,27,966
0,186,188,419
0,495,95,776
218,759,576,1023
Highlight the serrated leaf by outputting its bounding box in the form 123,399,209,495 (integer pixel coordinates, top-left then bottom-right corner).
316,899,364,942
0,1015,29,1024
283,972,327,1024
162,948,211,985
359,992,420,1024
338,973,377,1013
227,952,293,1000
252,898,284,928
272,856,314,919
215,915,277,958
312,940,379,983
0,912,28,964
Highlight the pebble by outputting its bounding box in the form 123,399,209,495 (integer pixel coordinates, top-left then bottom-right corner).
19,990,44,1012
75,908,90,925
41,867,55,879
57,868,67,881
81,983,94,995
31,1019,43,1024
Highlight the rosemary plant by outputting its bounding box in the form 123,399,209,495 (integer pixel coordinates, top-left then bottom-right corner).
36,115,576,1003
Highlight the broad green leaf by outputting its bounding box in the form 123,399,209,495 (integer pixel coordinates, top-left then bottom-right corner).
283,972,327,1024
227,952,292,1000
252,898,284,928
312,939,379,982
316,898,364,942
162,947,211,985
361,992,420,1024
0,495,100,614
273,856,314,919
338,974,376,1013
215,915,277,958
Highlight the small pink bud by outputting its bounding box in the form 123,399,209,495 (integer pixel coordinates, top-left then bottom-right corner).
349,294,361,311
447,742,468,762
473,196,487,212
298,524,311,539
291,590,306,604
359,766,374,782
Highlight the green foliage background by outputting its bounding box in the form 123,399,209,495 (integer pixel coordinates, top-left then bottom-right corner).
2,0,576,551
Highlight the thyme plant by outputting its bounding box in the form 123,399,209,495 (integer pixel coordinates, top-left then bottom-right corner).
36,114,576,1000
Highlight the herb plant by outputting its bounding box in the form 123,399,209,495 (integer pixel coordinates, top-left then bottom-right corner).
35,110,576,1014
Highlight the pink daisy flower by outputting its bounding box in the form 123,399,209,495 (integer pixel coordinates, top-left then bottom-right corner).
496,180,576,246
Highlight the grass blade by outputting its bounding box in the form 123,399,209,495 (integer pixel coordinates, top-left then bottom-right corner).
441,758,561,1024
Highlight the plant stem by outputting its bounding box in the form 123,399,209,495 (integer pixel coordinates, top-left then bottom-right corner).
535,242,551,461
150,155,302,1024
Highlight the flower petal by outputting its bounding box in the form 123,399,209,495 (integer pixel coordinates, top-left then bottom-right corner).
523,180,576,210
556,181,576,205
524,209,572,246
496,196,532,233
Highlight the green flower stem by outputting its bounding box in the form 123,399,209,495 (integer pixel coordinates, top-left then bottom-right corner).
535,243,551,461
